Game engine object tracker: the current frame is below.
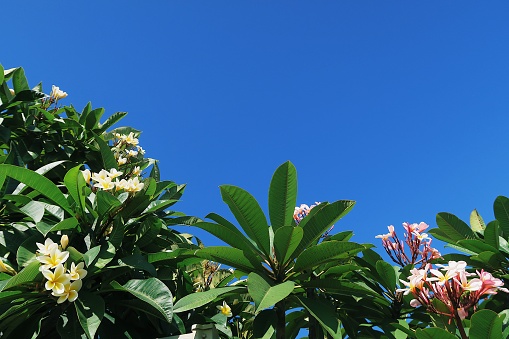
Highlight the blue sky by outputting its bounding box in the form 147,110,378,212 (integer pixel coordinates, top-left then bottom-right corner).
4,2,509,254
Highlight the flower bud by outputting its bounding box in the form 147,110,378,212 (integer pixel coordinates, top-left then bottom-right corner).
60,235,69,250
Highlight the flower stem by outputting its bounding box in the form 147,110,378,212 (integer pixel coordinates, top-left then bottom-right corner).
453,311,468,339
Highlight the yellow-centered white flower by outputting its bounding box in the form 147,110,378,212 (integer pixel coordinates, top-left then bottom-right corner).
93,177,115,191
37,247,69,271
69,262,87,280
132,166,141,176
117,156,127,165
217,301,232,317
42,264,69,294
81,169,91,184
126,177,144,193
108,168,123,179
53,279,82,303
125,132,139,145
50,85,68,101
36,238,58,256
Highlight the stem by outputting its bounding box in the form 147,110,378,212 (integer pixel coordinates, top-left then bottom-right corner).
453,310,468,339
275,299,286,339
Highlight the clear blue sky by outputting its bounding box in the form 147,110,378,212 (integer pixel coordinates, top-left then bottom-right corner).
4,2,509,253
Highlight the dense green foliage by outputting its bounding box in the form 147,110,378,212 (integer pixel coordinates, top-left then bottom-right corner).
0,65,508,338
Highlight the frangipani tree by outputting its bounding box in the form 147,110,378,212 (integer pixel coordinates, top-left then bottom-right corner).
0,64,203,338
190,161,368,338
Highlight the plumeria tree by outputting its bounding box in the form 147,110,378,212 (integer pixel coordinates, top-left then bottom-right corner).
0,64,209,338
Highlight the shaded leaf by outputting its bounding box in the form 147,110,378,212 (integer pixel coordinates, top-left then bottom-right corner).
247,272,294,313
268,161,297,231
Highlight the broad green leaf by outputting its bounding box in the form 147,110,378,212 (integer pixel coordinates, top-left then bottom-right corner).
273,226,303,265
436,212,476,242
98,111,127,133
96,190,122,220
293,200,355,258
294,241,364,272
0,64,3,84
295,296,342,339
91,241,116,270
375,260,397,292
415,328,457,339
117,254,157,276
456,239,499,255
484,221,500,249
136,217,162,248
83,246,101,267
75,292,105,339
109,278,173,322
1,261,41,291
12,160,67,195
57,312,86,338
470,209,486,232
0,164,72,214
36,217,78,236
85,107,105,130
470,309,503,339
195,247,262,273
193,221,258,254
247,272,294,313
302,279,381,298
12,68,29,92
253,309,277,339
268,161,297,231
17,233,43,267
19,200,45,223
93,134,117,170
470,251,505,270
172,286,244,313
494,196,509,238
64,165,87,212
220,185,271,257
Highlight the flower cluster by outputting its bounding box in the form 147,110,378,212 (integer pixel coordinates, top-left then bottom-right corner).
112,132,145,166
35,237,87,304
81,167,144,193
50,85,68,102
293,202,321,224
376,222,441,268
398,261,508,320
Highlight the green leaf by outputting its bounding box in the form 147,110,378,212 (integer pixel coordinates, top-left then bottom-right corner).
75,292,105,339
19,200,45,222
470,209,486,232
109,278,173,323
470,309,503,339
93,134,117,170
220,185,271,257
456,239,499,255
268,161,297,231
194,246,262,273
12,68,29,92
0,261,41,291
172,286,244,313
293,200,355,258
17,233,43,267
98,111,128,133
83,246,101,267
0,164,72,214
415,328,457,339
294,241,364,272
436,212,476,242
484,222,500,250
375,260,397,292
295,296,342,339
85,107,105,130
253,309,277,339
64,165,87,212
273,226,303,265
302,279,381,298
247,272,294,313
193,220,258,254
494,196,509,238
36,217,78,236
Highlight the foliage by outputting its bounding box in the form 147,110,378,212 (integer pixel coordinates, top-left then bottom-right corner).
2,64,509,339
